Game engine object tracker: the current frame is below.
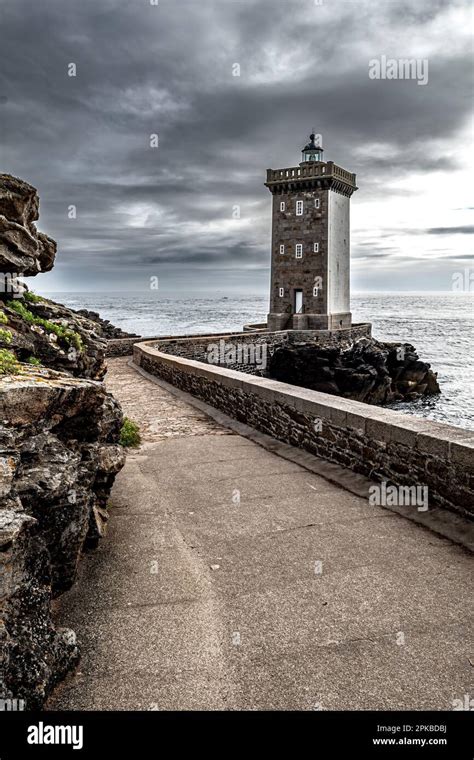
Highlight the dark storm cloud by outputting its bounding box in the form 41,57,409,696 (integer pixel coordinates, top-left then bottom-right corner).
426,226,474,235
0,0,472,291
364,225,474,237
440,254,474,259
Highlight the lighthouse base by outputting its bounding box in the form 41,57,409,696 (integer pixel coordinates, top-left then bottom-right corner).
267,312,352,332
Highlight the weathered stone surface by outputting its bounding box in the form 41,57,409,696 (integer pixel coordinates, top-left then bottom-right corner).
106,324,374,359
0,367,125,707
0,173,129,710
0,510,80,710
0,295,108,380
265,160,357,330
74,309,138,340
0,175,56,276
0,173,110,379
268,338,440,404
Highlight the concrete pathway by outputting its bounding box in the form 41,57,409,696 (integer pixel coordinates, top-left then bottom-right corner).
47,357,473,710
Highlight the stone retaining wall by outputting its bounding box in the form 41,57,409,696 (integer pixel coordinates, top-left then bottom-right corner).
133,341,474,520
107,323,372,361
243,323,267,332
107,331,251,358
153,331,290,375
150,324,371,376
107,336,157,357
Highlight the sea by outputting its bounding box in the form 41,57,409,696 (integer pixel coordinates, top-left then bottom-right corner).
49,292,473,431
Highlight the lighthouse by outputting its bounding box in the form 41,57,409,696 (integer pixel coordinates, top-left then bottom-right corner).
265,134,358,331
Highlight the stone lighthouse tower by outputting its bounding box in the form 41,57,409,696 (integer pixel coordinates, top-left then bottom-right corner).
265,134,358,331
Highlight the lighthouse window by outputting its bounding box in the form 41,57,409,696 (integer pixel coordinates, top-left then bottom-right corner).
279,244,285,254
280,201,285,212
314,198,320,209
295,244,303,258
296,200,303,216
279,287,284,297
313,243,319,253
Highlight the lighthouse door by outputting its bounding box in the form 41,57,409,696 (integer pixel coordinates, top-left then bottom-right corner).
294,289,303,314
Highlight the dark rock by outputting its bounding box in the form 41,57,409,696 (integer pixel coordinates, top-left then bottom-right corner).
74,309,139,339
311,381,340,395
1,294,107,379
268,338,440,405
426,371,441,394
0,367,126,707
0,175,56,276
0,173,130,377
0,511,80,710
0,173,127,709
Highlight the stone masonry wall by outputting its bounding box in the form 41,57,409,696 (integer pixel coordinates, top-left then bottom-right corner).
106,330,255,358
154,331,290,376
269,188,329,315
107,336,155,357
134,342,474,521
151,325,371,376
106,324,372,360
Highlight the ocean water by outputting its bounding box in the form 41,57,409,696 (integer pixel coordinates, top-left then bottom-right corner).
50,292,473,431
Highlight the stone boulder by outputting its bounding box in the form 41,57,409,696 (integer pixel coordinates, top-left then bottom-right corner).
0,366,126,707
268,338,440,404
0,175,56,276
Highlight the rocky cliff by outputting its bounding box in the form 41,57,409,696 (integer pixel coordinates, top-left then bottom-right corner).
0,173,111,379
0,294,109,379
0,174,56,277
74,308,139,340
0,174,126,708
268,338,440,404
0,368,125,708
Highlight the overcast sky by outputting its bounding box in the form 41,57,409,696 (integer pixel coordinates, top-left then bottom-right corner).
0,0,472,294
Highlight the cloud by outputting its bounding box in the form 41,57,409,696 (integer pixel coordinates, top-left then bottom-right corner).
0,0,472,292
426,226,474,235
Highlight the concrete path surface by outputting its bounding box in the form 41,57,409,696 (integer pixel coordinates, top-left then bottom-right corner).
47,357,473,710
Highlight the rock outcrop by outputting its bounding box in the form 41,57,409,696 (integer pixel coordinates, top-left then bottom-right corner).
74,309,139,340
0,511,81,711
0,174,127,709
0,174,56,276
0,294,108,380
268,338,440,404
0,174,109,379
0,367,125,707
